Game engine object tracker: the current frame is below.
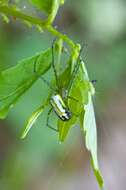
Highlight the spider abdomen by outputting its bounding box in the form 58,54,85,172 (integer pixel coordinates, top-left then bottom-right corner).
50,94,72,121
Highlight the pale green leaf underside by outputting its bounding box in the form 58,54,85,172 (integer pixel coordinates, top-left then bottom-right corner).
83,94,104,189
84,94,98,168
80,60,104,189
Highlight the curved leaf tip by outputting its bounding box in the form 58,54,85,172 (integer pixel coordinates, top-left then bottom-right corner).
20,103,46,139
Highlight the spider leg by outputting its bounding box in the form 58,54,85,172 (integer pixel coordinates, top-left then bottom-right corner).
67,96,79,102
33,56,39,73
67,96,81,117
67,44,86,94
33,55,55,91
51,39,59,90
46,108,59,132
72,113,79,118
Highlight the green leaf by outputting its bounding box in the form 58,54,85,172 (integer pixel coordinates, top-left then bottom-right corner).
57,56,90,142
0,48,52,119
58,115,77,142
68,77,89,116
21,101,47,139
30,0,62,14
54,38,63,73
83,94,98,168
30,0,62,24
57,71,76,142
81,91,104,189
30,0,53,14
47,0,60,24
79,60,105,189
58,64,71,89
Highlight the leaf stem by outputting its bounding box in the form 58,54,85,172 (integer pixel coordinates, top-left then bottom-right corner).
0,5,76,50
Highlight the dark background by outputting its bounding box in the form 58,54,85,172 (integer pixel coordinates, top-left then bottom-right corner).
0,0,126,189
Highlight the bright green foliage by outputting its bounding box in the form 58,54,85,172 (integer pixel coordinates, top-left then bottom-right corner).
30,0,62,24
0,0,105,188
57,56,104,190
58,63,71,89
21,101,48,139
30,0,63,13
58,58,89,142
57,63,74,141
56,54,104,187
0,48,52,119
58,58,104,188
58,115,77,142
30,0,54,14
54,38,63,72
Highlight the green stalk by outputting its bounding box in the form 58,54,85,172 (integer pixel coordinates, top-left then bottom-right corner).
0,5,76,50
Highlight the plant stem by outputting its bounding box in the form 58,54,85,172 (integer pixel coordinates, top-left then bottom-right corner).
0,5,76,50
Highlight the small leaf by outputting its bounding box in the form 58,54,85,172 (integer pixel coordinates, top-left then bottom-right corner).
58,115,77,142
0,48,52,119
57,64,77,142
58,64,71,89
30,0,54,14
68,79,89,115
57,56,89,142
47,0,60,24
30,0,62,24
21,102,47,139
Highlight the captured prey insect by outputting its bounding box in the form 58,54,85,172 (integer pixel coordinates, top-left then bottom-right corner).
33,40,86,133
